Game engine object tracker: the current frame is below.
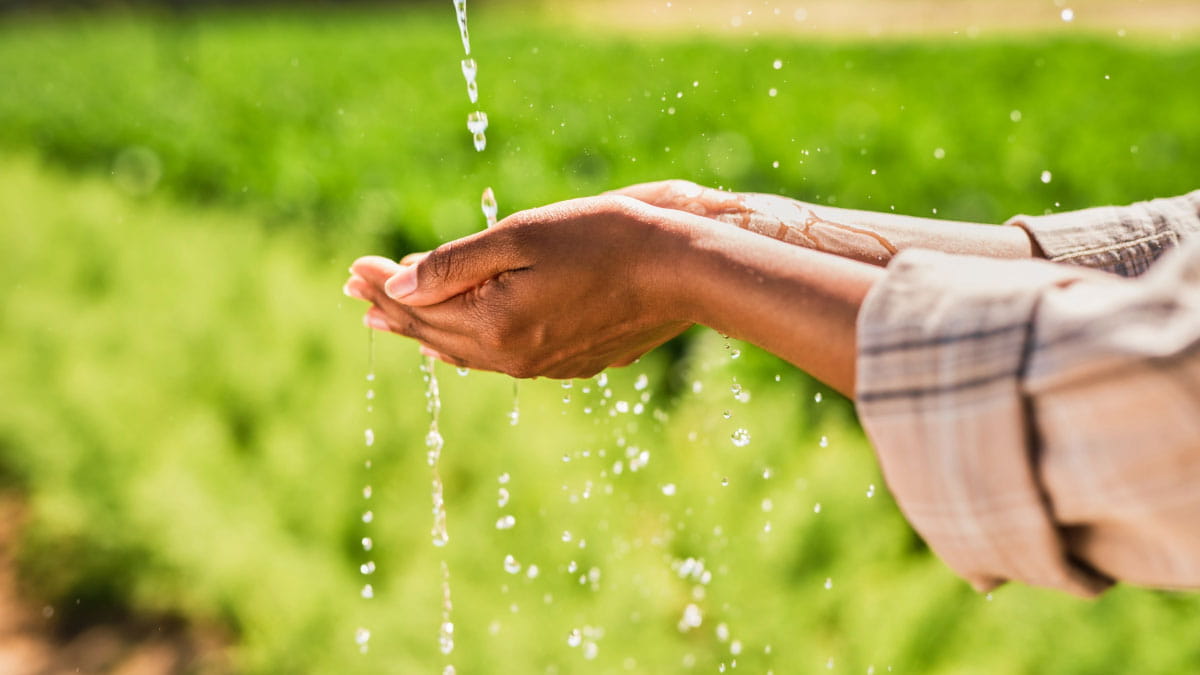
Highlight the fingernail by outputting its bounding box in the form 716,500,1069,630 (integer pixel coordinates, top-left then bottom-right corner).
385,267,418,299
342,281,359,298
363,314,389,331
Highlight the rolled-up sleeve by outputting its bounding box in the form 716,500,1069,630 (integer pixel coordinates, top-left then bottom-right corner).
1007,190,1200,277
855,194,1200,597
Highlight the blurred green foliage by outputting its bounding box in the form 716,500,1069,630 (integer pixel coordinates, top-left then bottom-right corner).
0,4,1198,674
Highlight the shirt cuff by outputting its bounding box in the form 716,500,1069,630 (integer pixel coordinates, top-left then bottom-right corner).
1007,190,1200,277
855,249,1112,596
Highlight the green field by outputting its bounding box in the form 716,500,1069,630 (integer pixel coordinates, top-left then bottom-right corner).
1,5,1198,673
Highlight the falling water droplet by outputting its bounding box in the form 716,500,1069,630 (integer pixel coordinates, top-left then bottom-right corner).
362,537,373,552
731,428,751,447
496,515,516,530
866,484,876,498
356,627,371,652
634,373,649,391
772,58,783,69
481,187,498,228
661,483,677,496
1061,7,1074,22
503,554,522,574
1041,170,1053,184
361,584,374,599
819,435,829,448
824,577,833,590
363,429,374,447
361,561,376,575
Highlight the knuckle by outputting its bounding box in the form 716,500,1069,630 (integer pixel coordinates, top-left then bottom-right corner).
423,245,458,285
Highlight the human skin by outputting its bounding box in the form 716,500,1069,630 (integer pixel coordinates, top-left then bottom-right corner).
343,184,1039,397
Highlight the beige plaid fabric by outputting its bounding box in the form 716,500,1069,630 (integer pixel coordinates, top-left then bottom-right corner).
855,191,1200,596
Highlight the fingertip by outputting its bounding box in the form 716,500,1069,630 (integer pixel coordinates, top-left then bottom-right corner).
351,255,402,277
384,266,419,301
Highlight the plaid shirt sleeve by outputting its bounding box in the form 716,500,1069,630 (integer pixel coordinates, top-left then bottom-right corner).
855,192,1200,597
1008,190,1200,277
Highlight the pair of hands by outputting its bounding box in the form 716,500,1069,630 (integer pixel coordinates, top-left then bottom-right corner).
342,180,824,379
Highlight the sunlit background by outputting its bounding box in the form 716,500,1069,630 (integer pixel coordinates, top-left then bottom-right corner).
1,0,1199,672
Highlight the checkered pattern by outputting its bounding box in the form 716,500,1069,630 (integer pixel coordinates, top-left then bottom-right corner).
856,191,1200,596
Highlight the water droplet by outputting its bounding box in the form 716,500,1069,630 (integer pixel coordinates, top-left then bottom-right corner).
615,400,630,413
1061,7,1074,22
730,382,742,396
819,435,829,448
768,87,778,97
497,487,510,507
716,622,730,642
361,561,376,575
762,467,772,479
722,410,732,419
933,147,946,159
1041,170,1053,184
481,187,498,227
731,639,744,655
362,511,374,523
597,373,608,387
731,428,751,447
365,373,375,382
567,628,583,647
813,502,822,513
814,392,823,403
364,429,375,447
456,367,470,376
662,483,677,496
1010,109,1022,122
772,58,783,70
498,472,510,484
866,484,876,498
361,584,374,599
467,110,488,135
356,627,371,647
362,537,373,551
721,477,729,487
678,603,703,631
526,564,539,579
634,374,649,391
772,160,780,169
496,515,516,530
362,485,372,500
460,57,477,81
472,132,487,152
824,577,832,590
439,621,455,655
730,349,741,359
503,554,522,574
762,498,773,512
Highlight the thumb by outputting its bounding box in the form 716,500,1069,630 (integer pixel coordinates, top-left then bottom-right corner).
384,228,523,306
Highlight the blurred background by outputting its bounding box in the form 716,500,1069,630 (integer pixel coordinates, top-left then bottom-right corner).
1,0,1199,673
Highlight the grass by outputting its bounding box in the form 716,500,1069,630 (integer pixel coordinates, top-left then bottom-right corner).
1,4,1198,673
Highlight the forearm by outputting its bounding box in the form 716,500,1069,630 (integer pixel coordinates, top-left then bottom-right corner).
734,193,1040,266
667,217,882,396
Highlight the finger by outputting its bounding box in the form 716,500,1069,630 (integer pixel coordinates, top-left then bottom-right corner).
400,251,431,266
383,228,526,307
607,180,703,205
364,305,483,364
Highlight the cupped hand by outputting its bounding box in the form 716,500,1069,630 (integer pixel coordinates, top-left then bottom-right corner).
343,195,696,379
